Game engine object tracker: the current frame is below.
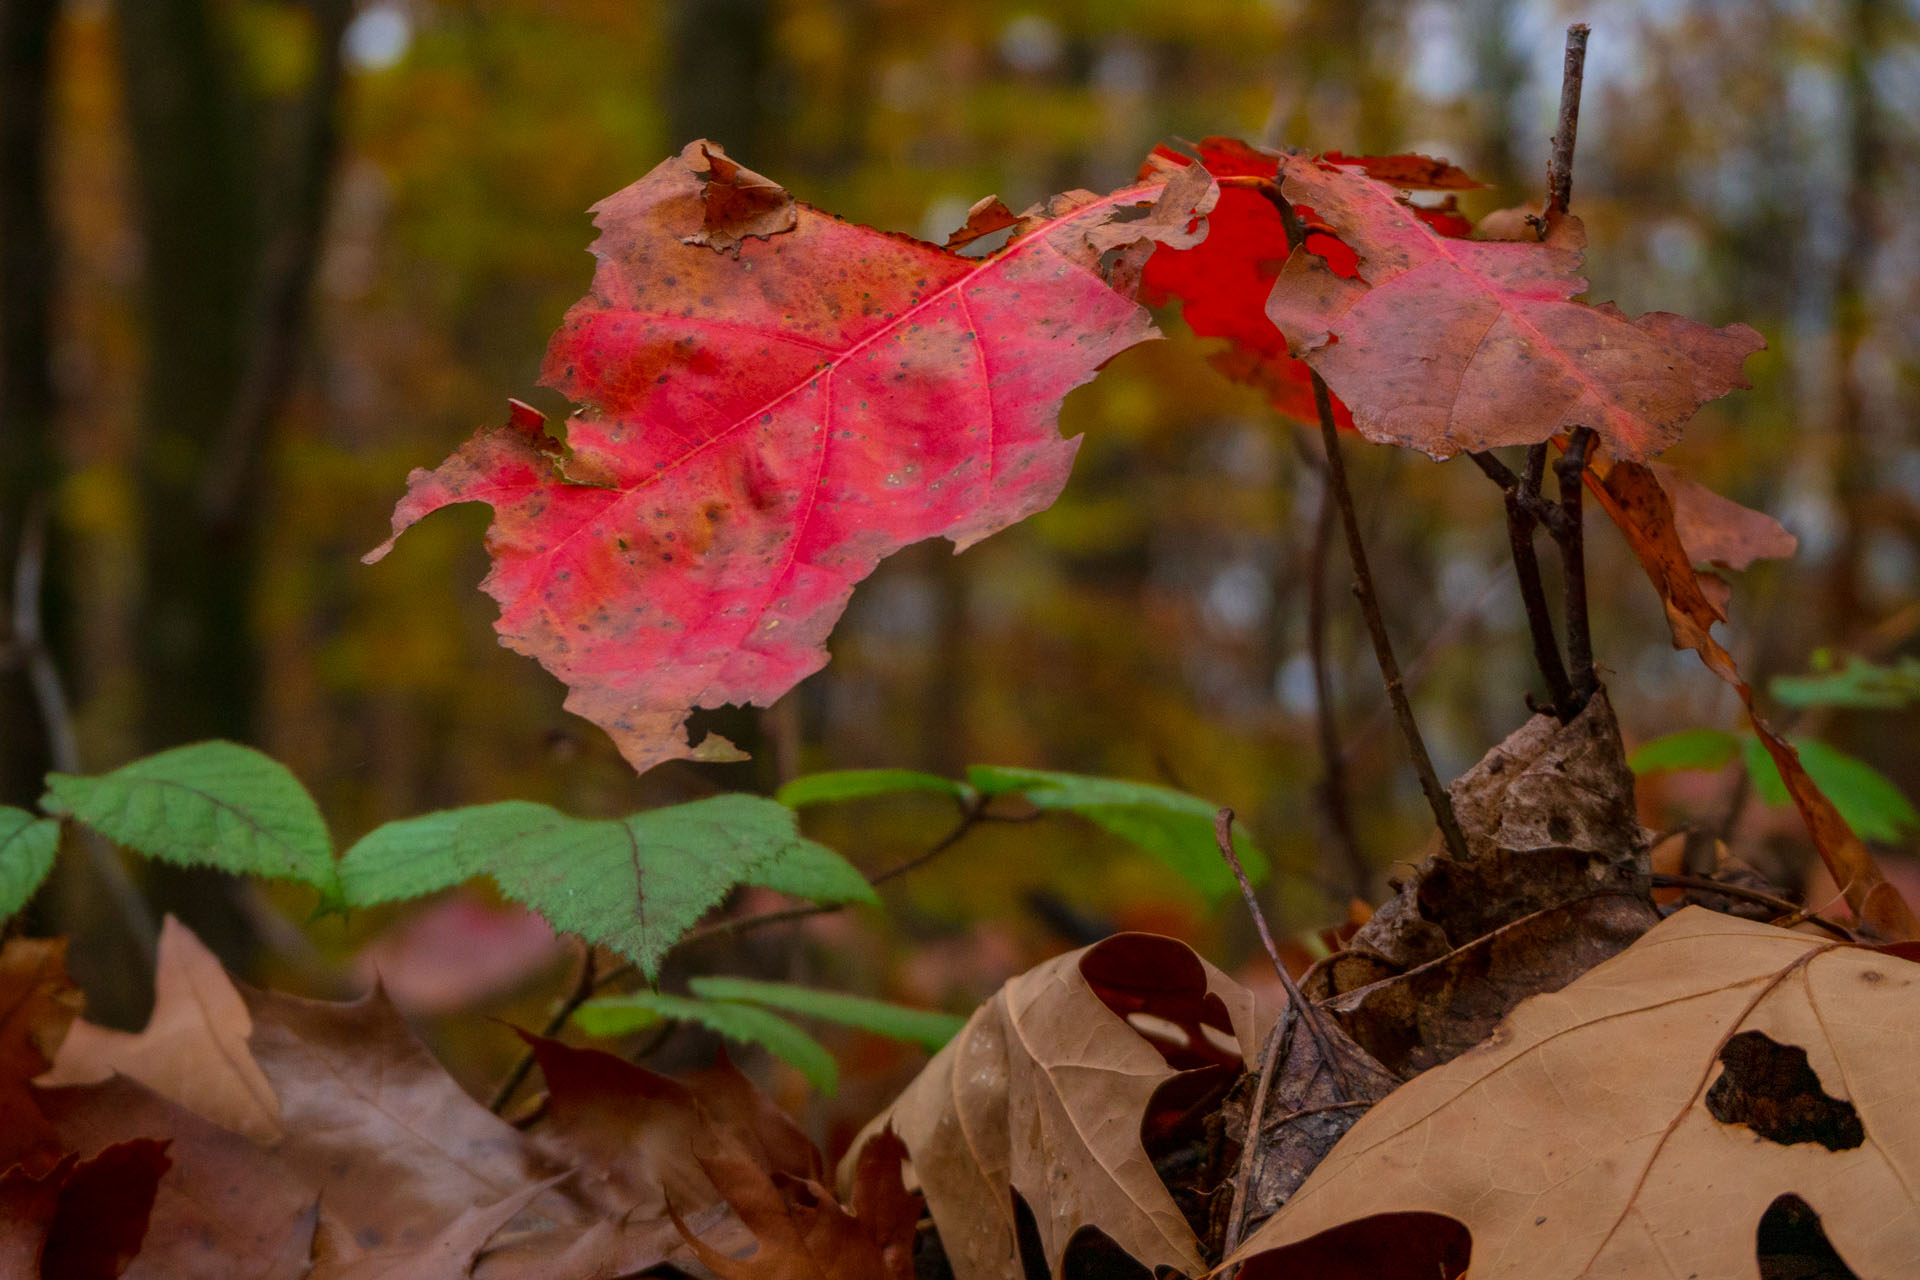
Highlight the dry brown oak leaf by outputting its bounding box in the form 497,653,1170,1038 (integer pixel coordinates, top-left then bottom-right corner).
1227,907,1920,1279
1263,153,1764,461
843,931,1274,1280
41,915,281,1143
1586,454,1920,941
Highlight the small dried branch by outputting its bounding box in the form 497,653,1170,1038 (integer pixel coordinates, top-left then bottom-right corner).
1547,24,1592,218
1311,381,1471,862
1221,1010,1287,1258
1552,427,1598,706
1305,448,1369,898
1214,809,1353,1101
1469,449,1575,713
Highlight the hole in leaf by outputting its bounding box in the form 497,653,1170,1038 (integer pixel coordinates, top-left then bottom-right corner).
1706,1031,1865,1151
1011,1190,1049,1280
1756,1194,1861,1280
1060,1225,1153,1279
1236,1212,1470,1280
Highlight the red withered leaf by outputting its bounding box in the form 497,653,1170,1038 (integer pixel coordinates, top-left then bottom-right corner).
36,1139,170,1280
1587,455,1919,939
1139,138,1352,429
1265,155,1765,460
0,937,83,1173
368,140,1216,774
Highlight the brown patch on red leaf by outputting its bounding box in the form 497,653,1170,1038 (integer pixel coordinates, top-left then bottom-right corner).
683,143,798,256
1265,155,1764,460
1319,151,1485,190
943,195,1018,251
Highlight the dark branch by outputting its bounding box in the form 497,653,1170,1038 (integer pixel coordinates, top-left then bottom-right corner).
1305,450,1369,898
1547,24,1592,218
1312,379,1471,862
1552,428,1598,707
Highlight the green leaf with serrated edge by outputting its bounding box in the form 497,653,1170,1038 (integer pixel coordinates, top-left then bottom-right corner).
573,991,838,1093
337,802,557,905
0,807,60,920
1741,735,1920,842
40,742,336,897
1628,728,1741,775
776,769,975,809
338,795,872,979
1771,656,1920,711
687,975,966,1051
964,765,1265,897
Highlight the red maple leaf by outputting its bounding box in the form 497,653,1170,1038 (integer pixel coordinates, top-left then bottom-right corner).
1139,139,1476,429
367,142,1215,773
1264,154,1766,460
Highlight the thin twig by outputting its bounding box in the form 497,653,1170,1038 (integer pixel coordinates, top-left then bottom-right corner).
1469,449,1574,712
1221,1009,1287,1259
1214,809,1353,1102
1305,449,1368,898
1312,380,1472,862
489,944,597,1113
1546,24,1592,219
1552,427,1598,706
7,503,156,955
1649,872,1856,941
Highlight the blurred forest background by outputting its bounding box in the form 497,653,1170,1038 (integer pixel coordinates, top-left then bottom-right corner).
3,0,1918,1130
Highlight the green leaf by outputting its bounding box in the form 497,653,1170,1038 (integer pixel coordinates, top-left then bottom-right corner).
687,975,966,1051
964,765,1264,897
573,991,838,1093
40,742,336,896
1628,728,1741,775
339,795,873,979
0,807,60,920
1771,656,1920,711
1740,735,1920,843
776,769,974,809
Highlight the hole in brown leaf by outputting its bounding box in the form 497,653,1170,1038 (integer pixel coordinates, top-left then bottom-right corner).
1011,1190,1050,1280
1756,1194,1861,1280
1061,1226,1154,1279
1235,1212,1470,1280
1705,1031,1865,1151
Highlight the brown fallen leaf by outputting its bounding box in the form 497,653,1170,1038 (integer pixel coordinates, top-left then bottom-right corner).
1587,455,1920,940
1229,907,1920,1279
41,916,281,1142
675,1128,919,1280
682,143,798,256
0,936,84,1172
320,1176,565,1280
1656,461,1798,572
36,1075,316,1280
1305,693,1661,1076
239,982,581,1267
844,932,1273,1280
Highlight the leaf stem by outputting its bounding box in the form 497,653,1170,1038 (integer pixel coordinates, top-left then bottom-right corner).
1552,427,1598,706
1312,380,1471,862
1304,447,1369,898
1213,808,1353,1102
1469,449,1575,714
489,944,596,1114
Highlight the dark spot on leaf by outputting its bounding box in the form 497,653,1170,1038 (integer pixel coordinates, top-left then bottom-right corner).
1548,815,1573,843
1706,1031,1864,1151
